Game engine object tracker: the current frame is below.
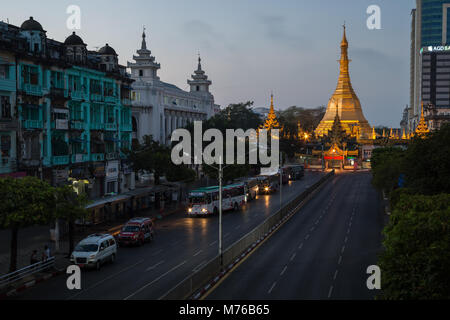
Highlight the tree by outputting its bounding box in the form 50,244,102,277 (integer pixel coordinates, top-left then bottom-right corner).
0,177,55,272
370,147,405,193
54,185,89,256
127,135,171,185
378,193,450,299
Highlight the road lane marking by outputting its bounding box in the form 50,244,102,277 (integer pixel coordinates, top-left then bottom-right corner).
235,225,241,230
224,233,230,238
328,285,333,298
151,249,163,256
146,260,165,271
333,270,338,281
298,243,303,250
193,260,208,272
67,259,145,300
341,245,345,254
280,266,287,276
290,253,296,262
125,260,187,300
304,234,310,240
209,241,217,246
193,250,203,257
344,236,348,243
310,227,315,232
268,282,277,294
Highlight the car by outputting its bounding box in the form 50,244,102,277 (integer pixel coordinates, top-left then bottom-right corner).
70,233,117,270
118,217,155,246
289,165,305,180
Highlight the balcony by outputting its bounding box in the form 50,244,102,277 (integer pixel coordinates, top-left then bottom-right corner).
90,93,103,102
71,91,88,101
49,88,68,99
70,120,85,130
104,123,117,131
90,122,105,130
22,83,42,96
52,155,69,165
51,119,69,130
104,96,117,104
71,154,87,163
90,153,105,162
120,123,132,132
106,152,118,160
121,98,132,106
0,77,15,91
22,119,43,129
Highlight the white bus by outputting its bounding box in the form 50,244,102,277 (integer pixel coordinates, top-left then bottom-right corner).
187,183,246,216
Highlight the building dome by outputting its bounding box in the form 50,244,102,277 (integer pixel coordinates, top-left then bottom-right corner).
20,16,44,31
98,44,117,55
64,32,84,45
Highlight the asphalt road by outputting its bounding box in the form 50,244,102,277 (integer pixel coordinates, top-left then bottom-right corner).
10,171,325,300
206,171,383,300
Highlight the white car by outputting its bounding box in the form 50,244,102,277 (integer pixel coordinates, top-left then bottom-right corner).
70,233,117,270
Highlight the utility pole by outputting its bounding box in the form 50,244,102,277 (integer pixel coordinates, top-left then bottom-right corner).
218,157,223,269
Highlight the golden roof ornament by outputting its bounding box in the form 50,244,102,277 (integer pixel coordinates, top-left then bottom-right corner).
415,101,430,137
260,93,282,131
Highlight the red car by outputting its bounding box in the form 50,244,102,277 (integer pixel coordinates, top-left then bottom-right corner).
118,217,155,246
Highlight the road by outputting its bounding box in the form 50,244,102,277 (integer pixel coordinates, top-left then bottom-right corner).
205,171,383,300
9,171,325,300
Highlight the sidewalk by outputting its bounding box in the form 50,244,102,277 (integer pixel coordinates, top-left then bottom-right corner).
0,202,185,298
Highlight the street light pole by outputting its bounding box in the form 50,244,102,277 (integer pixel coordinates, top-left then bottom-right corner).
218,157,223,269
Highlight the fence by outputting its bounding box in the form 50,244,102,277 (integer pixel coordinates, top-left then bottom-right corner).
160,170,335,300
0,257,55,289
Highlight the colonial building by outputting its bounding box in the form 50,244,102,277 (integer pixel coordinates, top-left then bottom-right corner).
128,29,219,145
315,26,372,139
0,17,134,198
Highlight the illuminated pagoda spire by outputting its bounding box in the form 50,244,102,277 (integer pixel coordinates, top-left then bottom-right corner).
260,93,282,131
402,129,406,140
372,127,376,140
415,101,430,137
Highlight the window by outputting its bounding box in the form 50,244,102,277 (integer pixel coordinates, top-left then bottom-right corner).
139,70,143,77
107,181,116,193
0,96,11,119
196,85,200,91
0,65,9,79
1,135,11,158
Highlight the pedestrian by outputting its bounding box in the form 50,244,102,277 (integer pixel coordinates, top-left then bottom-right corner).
42,245,51,261
30,250,39,265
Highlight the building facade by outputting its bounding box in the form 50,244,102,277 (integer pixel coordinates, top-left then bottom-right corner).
409,0,450,132
128,30,219,145
0,17,134,198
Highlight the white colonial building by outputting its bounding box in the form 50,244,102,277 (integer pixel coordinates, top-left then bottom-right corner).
127,29,219,145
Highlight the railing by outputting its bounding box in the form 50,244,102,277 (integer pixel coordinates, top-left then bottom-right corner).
51,119,69,130
22,119,43,129
104,96,117,103
52,155,69,165
70,120,85,130
0,257,55,288
106,152,118,160
121,98,131,106
90,153,105,161
105,123,117,131
120,123,132,131
71,154,87,163
90,93,103,102
49,88,68,98
90,123,104,130
22,83,42,96
71,91,88,100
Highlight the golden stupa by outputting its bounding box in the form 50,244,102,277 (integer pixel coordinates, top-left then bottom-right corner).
315,25,372,139
414,101,430,137
260,93,282,131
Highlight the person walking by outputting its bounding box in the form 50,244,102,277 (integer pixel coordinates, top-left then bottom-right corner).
42,245,51,261
30,250,39,265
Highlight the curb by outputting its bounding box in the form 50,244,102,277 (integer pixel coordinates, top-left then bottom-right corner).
0,269,64,299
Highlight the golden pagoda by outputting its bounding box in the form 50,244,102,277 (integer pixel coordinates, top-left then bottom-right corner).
260,93,282,131
315,25,372,139
372,127,376,140
414,101,430,137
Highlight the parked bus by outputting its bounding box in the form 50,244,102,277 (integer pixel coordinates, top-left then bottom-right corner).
186,183,246,216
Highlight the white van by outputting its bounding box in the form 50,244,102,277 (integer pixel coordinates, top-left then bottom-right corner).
70,233,117,270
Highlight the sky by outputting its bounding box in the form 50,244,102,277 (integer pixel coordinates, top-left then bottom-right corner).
1,0,416,127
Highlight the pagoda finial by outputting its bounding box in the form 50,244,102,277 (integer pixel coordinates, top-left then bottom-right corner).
197,52,202,70
141,25,147,50
341,22,348,47
415,101,430,137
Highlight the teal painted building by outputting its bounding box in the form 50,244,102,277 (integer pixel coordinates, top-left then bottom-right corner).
0,17,134,198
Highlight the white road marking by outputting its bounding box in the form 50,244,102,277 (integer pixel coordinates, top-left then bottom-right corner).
305,234,310,240
209,240,217,246
224,233,230,238
193,260,208,272
193,250,203,257
280,266,287,276
328,285,333,298
124,260,187,300
290,252,296,262
341,245,345,254
333,269,338,280
235,225,241,230
344,236,348,243
268,281,277,294
298,243,303,250
67,259,145,300
146,260,165,271
151,249,163,256
310,227,315,232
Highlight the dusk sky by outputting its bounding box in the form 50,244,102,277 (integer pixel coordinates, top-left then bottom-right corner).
1,0,415,127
